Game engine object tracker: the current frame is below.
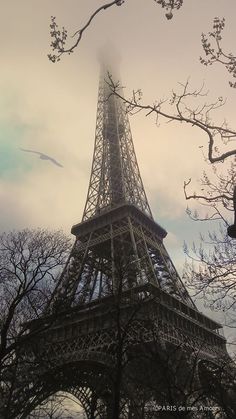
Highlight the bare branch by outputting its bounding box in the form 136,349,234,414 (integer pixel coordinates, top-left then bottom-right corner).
183,162,235,225
107,74,236,163
48,0,185,62
48,1,123,63
200,17,236,88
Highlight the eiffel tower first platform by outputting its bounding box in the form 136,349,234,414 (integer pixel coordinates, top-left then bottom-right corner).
11,66,236,419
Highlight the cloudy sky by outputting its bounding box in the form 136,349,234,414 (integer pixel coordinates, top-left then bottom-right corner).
0,0,235,363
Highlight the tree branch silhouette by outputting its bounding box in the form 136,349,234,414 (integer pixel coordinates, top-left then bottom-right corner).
200,17,236,88
48,1,123,63
107,75,236,164
48,0,184,62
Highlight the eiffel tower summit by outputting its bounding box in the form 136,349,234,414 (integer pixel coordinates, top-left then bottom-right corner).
8,64,236,419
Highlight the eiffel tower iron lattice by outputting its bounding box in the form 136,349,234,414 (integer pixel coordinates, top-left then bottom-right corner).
8,66,236,419
47,68,195,312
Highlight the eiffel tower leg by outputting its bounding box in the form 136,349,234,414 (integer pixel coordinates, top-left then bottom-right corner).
87,393,96,419
128,217,143,285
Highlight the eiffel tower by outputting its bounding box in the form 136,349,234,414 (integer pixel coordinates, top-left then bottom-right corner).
14,65,235,419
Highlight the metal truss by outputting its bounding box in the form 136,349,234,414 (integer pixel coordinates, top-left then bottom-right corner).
82,69,152,221
45,65,197,312
46,66,196,311
11,297,228,419
48,210,195,310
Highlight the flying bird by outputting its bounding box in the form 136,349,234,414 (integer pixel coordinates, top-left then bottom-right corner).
20,148,63,168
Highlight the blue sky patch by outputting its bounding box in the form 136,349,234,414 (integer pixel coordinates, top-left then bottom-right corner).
0,121,34,180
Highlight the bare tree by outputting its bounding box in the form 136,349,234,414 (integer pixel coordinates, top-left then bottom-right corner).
135,342,236,418
183,225,235,311
182,163,235,320
0,229,71,418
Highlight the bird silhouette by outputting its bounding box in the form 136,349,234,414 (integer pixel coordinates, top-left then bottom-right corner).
20,148,63,167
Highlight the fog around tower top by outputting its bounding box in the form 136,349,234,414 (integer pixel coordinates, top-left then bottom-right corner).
97,43,122,81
